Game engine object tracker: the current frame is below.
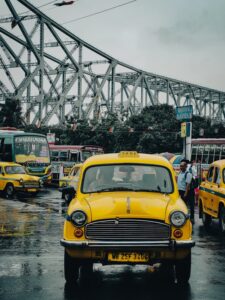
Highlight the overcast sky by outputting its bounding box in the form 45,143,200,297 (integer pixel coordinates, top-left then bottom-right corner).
1,0,225,91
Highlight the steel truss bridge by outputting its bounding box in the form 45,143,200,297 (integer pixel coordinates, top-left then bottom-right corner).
0,0,225,126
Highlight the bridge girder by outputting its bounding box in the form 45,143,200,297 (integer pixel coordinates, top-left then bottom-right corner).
0,0,225,126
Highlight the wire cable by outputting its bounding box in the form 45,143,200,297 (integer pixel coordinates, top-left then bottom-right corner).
63,0,137,25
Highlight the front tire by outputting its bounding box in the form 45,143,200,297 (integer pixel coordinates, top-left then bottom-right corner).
4,183,14,199
64,250,80,283
219,206,225,233
79,263,93,280
175,252,191,285
202,210,212,228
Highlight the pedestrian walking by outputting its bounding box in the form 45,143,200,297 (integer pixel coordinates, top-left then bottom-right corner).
177,161,195,224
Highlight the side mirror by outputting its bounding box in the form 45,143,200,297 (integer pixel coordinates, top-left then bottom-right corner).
60,186,76,204
2,172,5,176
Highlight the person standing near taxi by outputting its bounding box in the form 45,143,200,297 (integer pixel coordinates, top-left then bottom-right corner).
177,161,195,223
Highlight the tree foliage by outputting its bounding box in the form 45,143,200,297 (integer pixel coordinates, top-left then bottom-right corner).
1,100,224,154
0,99,25,128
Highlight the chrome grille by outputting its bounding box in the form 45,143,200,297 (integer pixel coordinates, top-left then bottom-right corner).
24,181,39,188
85,219,170,241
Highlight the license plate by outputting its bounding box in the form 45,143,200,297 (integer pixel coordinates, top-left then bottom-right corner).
108,252,149,262
27,188,37,192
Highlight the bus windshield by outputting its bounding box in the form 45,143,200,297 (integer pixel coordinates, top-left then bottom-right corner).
15,136,50,164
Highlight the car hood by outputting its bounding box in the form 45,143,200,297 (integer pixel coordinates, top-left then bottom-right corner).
5,174,39,181
83,192,171,222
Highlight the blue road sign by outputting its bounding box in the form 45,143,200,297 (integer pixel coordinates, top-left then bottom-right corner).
176,105,193,121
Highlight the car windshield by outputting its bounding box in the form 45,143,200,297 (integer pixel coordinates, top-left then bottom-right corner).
5,166,26,174
82,164,173,194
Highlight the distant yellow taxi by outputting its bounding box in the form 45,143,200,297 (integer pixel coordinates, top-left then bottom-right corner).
0,162,41,198
60,152,195,284
199,160,225,232
59,164,82,203
59,163,82,188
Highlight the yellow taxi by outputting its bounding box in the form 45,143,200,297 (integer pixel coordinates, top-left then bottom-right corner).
199,160,225,232
59,163,82,188
0,162,42,198
59,164,82,203
60,152,195,284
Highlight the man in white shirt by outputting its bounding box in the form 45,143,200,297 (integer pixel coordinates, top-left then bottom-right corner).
177,161,195,223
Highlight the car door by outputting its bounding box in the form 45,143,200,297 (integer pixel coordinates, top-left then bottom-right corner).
0,166,4,190
201,166,214,214
210,167,220,217
211,166,225,218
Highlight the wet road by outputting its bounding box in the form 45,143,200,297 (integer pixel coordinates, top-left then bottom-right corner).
0,189,225,300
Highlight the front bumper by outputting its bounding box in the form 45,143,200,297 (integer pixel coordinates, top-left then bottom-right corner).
60,239,195,250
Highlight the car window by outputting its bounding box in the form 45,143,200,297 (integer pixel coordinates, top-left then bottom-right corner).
82,164,173,194
5,166,26,174
213,167,220,184
0,166,2,173
207,167,214,182
222,169,225,184
71,167,79,176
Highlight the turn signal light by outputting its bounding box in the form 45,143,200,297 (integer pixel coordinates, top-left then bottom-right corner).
173,229,183,238
74,228,83,238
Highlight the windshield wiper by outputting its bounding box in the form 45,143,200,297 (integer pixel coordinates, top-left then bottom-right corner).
96,187,137,192
132,189,161,193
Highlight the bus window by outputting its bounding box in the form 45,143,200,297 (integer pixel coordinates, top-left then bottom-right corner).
208,145,215,164
4,144,12,161
70,152,79,162
59,151,68,161
221,146,225,159
0,142,12,162
51,151,59,161
196,145,204,163
191,145,198,162
214,145,221,161
202,145,210,164
82,151,92,161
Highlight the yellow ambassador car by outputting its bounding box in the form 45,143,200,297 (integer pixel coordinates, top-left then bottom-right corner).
199,160,225,233
60,152,195,284
59,164,82,203
59,163,82,188
0,162,42,198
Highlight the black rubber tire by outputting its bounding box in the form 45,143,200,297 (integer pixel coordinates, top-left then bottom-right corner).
219,206,225,233
175,252,191,285
64,250,80,283
4,183,15,199
160,262,175,283
199,201,203,218
79,263,93,280
202,210,212,228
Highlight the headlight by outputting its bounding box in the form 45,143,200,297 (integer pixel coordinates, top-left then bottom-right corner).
170,211,187,227
19,178,24,185
70,211,87,227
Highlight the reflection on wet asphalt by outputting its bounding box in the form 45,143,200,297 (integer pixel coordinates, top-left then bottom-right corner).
0,189,225,300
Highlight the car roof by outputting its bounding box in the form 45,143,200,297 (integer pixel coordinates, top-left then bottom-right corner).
211,160,225,168
83,152,171,168
72,163,82,168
